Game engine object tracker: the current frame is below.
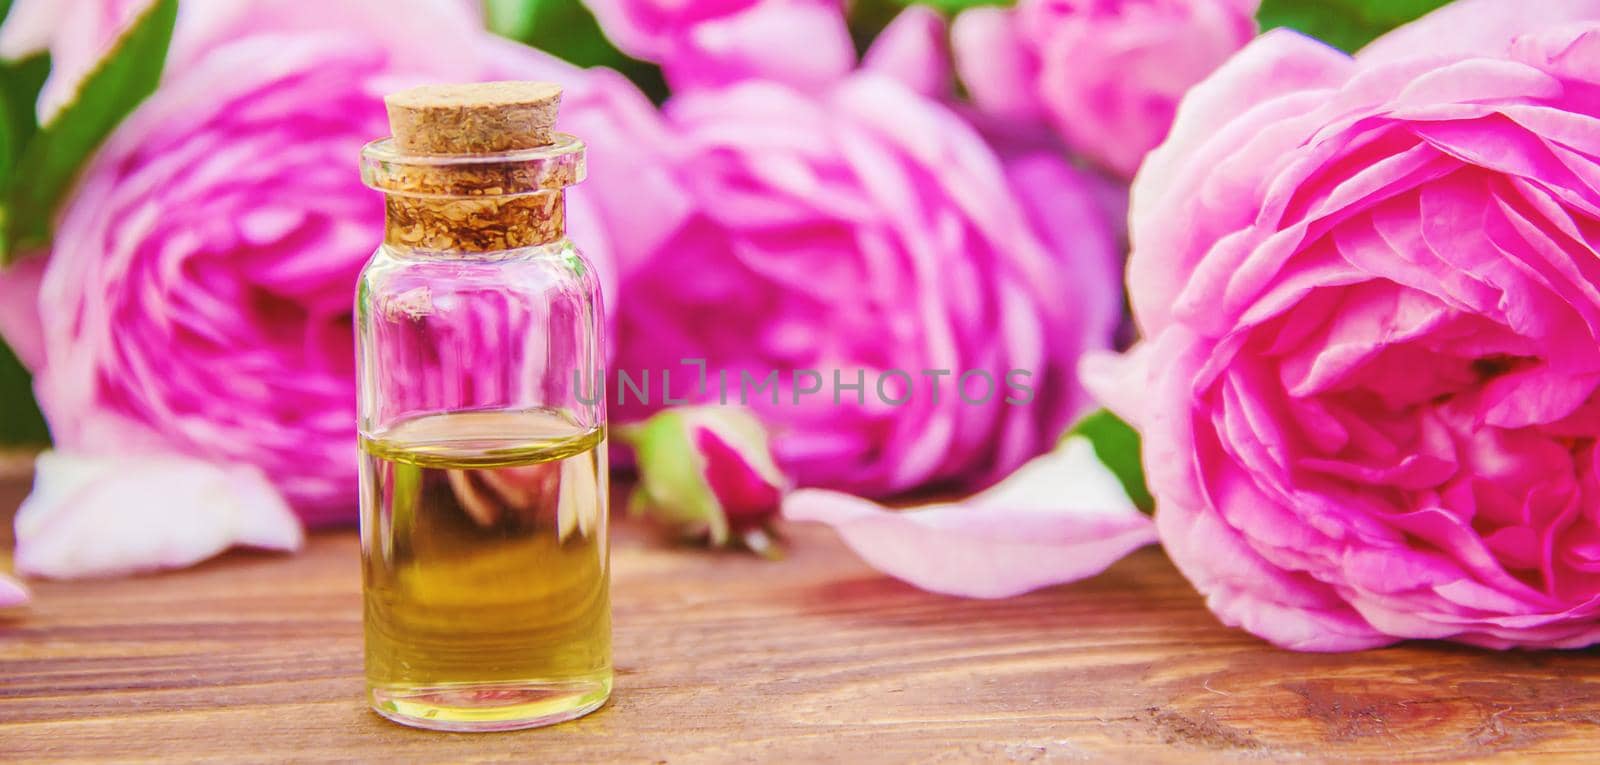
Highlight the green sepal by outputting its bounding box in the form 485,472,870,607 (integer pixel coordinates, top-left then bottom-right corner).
618,411,728,545
1066,409,1154,514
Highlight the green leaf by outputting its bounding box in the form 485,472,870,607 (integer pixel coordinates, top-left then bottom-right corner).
0,336,48,446
484,0,667,103
0,54,49,187
891,0,1010,12
1067,409,1153,513
1257,0,1450,53
1,0,177,264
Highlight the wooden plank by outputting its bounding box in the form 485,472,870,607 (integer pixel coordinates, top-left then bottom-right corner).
2,468,1600,763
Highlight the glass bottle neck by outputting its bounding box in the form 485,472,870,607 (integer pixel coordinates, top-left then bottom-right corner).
382,189,567,253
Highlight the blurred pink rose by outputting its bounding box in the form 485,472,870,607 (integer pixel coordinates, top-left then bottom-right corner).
582,0,853,91
953,0,1258,178
614,73,1121,497
0,0,635,527
1092,0,1600,650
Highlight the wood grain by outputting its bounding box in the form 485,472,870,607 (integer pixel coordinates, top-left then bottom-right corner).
3,465,1600,763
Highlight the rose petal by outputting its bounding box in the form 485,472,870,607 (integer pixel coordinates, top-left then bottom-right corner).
784,437,1156,598
1357,0,1600,64
950,6,1041,124
681,1,854,91
14,451,303,579
862,5,949,99
0,255,48,370
0,572,28,608
1079,344,1156,431
0,0,57,58
30,0,158,124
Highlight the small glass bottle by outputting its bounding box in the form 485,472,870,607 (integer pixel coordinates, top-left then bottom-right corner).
355,82,610,732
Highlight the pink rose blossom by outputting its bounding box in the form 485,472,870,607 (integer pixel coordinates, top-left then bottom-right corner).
785,436,1156,597
614,72,1121,497
1096,0,1600,650
14,451,301,579
582,0,853,91
0,0,636,528
953,0,1259,178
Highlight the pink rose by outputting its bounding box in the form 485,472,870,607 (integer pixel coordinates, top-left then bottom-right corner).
1094,0,1600,650
0,0,635,526
953,0,1258,178
614,72,1121,497
582,0,853,91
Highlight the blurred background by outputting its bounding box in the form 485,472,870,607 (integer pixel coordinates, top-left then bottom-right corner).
0,0,1451,447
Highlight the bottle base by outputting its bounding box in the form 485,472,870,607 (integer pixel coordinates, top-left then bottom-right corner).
369,675,612,732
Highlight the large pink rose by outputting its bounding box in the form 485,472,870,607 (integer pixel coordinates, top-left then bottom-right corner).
953,0,1258,178
582,0,853,91
1092,0,1600,650
0,0,636,526
614,73,1121,496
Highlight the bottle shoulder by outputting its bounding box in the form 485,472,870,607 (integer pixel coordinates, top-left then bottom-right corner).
360,240,599,291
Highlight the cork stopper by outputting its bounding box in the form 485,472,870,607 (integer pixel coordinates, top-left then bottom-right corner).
385,81,562,155
366,81,584,253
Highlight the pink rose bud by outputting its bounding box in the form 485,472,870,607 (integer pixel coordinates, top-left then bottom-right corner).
620,406,790,555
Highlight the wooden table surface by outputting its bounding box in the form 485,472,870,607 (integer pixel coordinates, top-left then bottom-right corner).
3,466,1600,763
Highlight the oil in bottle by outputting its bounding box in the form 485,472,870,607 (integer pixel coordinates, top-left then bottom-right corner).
360,410,610,730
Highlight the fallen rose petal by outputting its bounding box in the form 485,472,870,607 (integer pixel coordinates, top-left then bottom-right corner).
0,572,28,608
14,451,303,579
784,437,1157,598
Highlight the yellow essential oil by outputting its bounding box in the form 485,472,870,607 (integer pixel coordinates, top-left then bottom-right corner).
360,409,611,731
